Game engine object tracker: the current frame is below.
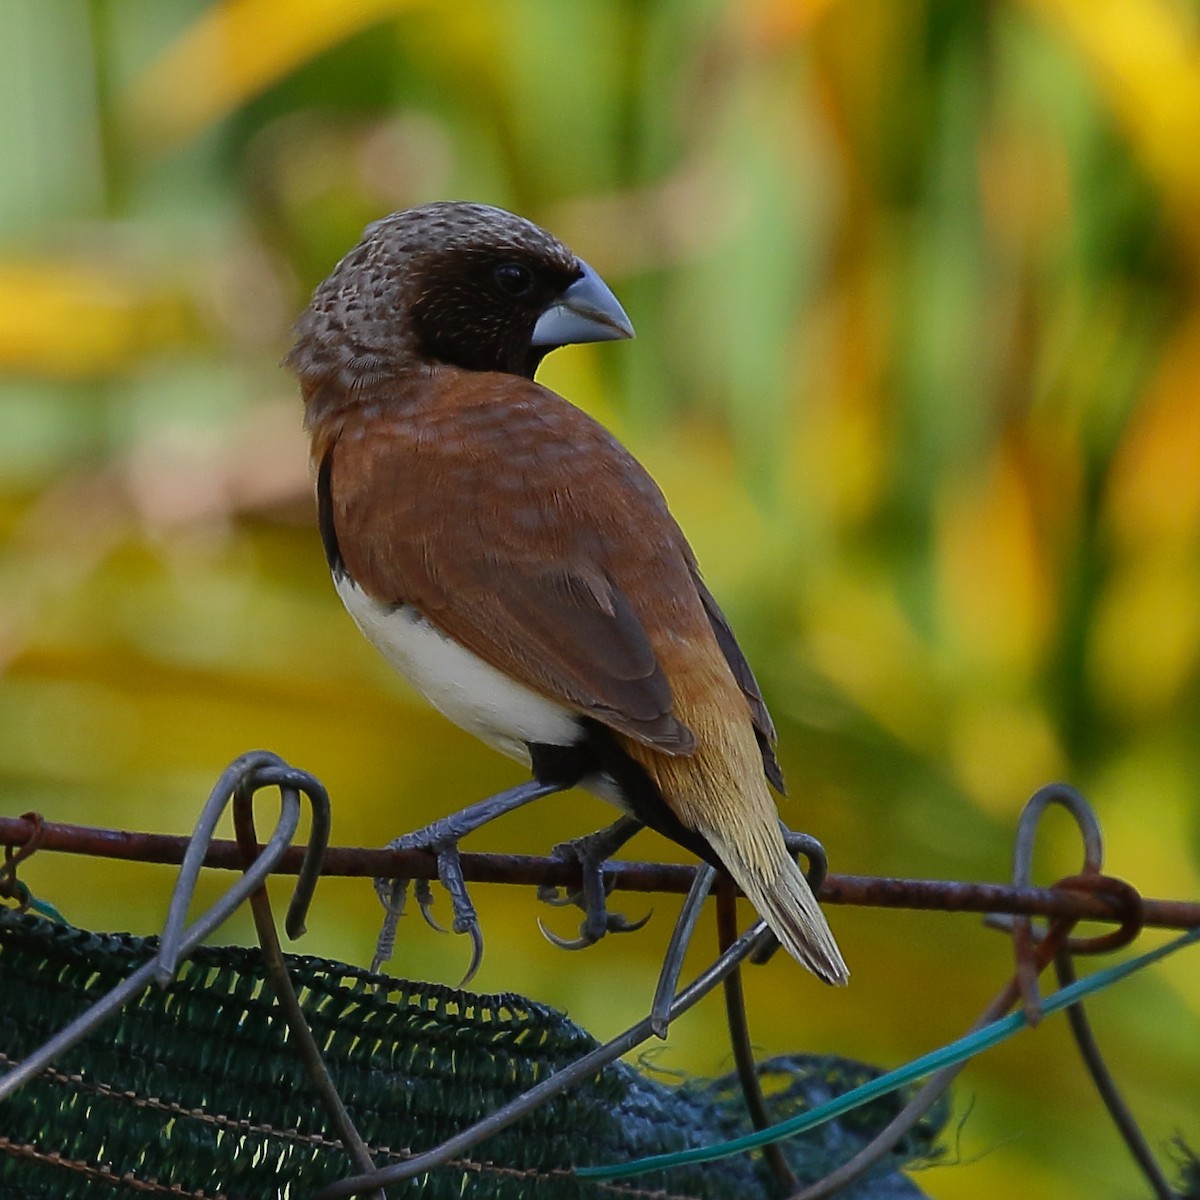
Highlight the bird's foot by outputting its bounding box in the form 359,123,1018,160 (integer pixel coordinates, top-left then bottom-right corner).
372,821,485,983
536,816,650,950
370,778,568,985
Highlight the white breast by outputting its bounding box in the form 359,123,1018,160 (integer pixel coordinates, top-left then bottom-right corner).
335,577,583,764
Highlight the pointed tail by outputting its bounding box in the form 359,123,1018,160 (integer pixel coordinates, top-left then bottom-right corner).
704,823,849,985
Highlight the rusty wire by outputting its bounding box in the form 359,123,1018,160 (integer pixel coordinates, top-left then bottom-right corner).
0,811,47,914
2,760,1199,1200
0,751,327,1104
779,783,1142,1200
229,759,386,1200
1,811,1196,931
716,887,798,1194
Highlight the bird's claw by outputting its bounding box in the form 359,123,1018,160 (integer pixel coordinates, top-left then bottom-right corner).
370,876,409,974
535,821,650,950
372,829,486,982
607,909,653,934
414,878,447,932
460,922,484,987
535,874,617,911
537,903,653,951
537,916,592,951
368,778,573,984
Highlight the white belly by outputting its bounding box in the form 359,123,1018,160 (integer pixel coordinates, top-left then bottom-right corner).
335,577,583,763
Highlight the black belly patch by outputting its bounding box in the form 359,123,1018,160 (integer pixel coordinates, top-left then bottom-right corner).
529,720,721,870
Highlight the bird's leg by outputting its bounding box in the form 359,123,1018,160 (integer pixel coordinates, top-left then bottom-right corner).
537,815,641,906
537,815,650,950
372,777,567,982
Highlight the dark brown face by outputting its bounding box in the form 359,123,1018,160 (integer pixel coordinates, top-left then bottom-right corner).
407,242,582,376
287,202,633,392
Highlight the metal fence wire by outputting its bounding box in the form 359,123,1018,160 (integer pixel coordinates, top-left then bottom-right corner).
0,751,1197,1200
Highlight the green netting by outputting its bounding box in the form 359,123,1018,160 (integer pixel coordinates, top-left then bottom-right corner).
0,909,944,1198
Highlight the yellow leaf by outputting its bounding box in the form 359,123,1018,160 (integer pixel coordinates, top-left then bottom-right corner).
1027,0,1200,262
805,575,947,753
128,0,430,149
743,0,850,44
1090,552,1200,717
0,263,195,378
936,437,1057,681
949,697,1064,817
1106,312,1200,550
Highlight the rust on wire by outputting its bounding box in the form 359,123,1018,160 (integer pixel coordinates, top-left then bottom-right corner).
228,761,385,1199
790,791,1065,1197
1,757,1197,1200
715,887,797,1194
632,781,1182,1200
0,752,318,1103
974,783,1173,1200
0,811,47,912
0,810,1197,931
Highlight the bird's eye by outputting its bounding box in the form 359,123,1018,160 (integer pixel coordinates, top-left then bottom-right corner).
492,262,534,297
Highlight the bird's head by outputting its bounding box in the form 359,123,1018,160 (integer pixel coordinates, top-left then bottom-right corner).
288,202,634,390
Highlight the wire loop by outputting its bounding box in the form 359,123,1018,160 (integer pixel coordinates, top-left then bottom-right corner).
1,760,1197,1200
0,812,46,913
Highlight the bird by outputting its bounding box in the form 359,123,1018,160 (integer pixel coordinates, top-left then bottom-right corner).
286,201,848,987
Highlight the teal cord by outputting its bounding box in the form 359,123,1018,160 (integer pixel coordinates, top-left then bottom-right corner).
2,883,67,924
577,926,1200,1181
27,894,68,923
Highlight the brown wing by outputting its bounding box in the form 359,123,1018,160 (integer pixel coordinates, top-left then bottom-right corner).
321,369,702,754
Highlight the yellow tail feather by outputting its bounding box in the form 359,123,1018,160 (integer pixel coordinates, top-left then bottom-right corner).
704,824,849,984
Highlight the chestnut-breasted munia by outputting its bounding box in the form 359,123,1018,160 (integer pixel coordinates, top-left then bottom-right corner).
286,202,848,986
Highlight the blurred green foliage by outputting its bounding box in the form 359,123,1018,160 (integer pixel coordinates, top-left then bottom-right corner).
1,1,1199,1197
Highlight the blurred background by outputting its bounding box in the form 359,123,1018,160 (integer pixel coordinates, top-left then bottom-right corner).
2,0,1198,1196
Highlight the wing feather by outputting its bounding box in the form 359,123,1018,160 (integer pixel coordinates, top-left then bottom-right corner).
323,371,699,753
693,574,786,793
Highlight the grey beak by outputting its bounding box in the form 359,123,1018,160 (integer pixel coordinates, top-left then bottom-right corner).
530,260,635,348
